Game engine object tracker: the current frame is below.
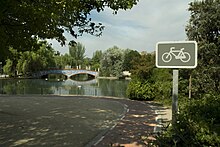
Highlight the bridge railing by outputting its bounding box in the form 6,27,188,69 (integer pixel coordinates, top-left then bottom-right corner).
32,69,99,78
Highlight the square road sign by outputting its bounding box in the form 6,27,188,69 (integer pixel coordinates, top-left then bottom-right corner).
156,41,198,68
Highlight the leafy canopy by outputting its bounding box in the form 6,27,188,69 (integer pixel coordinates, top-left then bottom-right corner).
100,46,124,77
0,0,139,59
69,42,86,67
186,0,220,97
186,0,220,67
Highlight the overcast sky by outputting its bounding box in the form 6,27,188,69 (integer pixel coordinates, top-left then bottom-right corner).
51,0,193,57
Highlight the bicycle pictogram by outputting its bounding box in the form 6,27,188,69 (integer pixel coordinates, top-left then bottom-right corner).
162,47,191,63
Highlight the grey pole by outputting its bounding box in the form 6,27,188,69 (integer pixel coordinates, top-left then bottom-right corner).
189,74,192,99
172,70,179,125
0,62,2,75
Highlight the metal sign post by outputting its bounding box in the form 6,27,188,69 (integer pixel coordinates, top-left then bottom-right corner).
172,70,178,125
156,41,198,125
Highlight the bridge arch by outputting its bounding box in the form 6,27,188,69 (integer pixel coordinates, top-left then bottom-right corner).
69,73,96,80
41,73,68,80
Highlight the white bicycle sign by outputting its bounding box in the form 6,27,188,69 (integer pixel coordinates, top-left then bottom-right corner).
162,47,191,63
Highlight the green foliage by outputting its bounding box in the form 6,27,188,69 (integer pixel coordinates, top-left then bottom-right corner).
126,52,173,103
154,94,220,146
187,94,220,125
17,51,40,75
190,67,220,98
153,81,172,104
92,50,102,63
127,68,172,102
0,0,139,61
100,46,124,77
123,49,141,71
100,47,142,77
2,48,20,76
3,42,56,77
130,53,155,81
126,79,155,101
91,50,102,70
150,68,172,104
154,1,220,145
54,55,64,69
3,59,13,76
186,0,220,45
69,42,86,68
185,0,220,98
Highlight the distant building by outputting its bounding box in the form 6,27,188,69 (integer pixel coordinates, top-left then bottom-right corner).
65,65,71,69
122,71,131,77
140,51,155,55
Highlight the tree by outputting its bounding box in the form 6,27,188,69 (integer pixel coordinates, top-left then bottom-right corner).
91,50,102,70
83,57,92,70
2,48,19,76
100,46,124,77
69,42,86,68
17,43,56,75
54,55,63,69
2,42,56,76
130,53,155,81
153,1,220,146
123,49,141,71
37,43,56,69
0,0,139,62
186,0,220,97
186,0,220,67
3,59,13,76
126,52,166,101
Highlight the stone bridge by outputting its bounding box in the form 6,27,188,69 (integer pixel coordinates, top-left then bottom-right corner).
32,69,99,78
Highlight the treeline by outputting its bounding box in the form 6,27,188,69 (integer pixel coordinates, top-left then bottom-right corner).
2,41,148,78
3,42,56,77
2,41,93,77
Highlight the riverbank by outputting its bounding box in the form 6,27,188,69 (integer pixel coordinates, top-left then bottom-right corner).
0,75,132,80
0,75,9,78
97,77,131,80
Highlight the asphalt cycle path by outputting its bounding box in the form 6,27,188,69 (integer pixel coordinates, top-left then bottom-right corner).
0,95,170,147
0,95,127,147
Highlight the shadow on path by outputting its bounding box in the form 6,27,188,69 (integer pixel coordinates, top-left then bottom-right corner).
0,96,125,147
0,95,171,147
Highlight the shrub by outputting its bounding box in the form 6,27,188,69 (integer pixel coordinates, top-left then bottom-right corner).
126,78,172,102
154,81,172,104
153,94,220,146
126,80,155,101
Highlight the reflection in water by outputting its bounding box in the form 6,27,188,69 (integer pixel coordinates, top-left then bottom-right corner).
0,78,130,98
70,74,95,81
64,79,97,86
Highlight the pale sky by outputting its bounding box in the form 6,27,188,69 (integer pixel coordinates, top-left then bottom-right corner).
51,0,193,57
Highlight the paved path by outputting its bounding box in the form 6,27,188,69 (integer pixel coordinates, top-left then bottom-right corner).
0,96,126,147
93,100,171,147
0,95,171,147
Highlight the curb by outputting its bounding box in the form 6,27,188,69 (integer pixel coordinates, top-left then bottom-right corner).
154,108,172,132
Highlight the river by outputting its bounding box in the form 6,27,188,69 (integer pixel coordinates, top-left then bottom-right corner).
0,78,130,98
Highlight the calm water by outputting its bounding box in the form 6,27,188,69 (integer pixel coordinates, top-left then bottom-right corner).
0,78,130,98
